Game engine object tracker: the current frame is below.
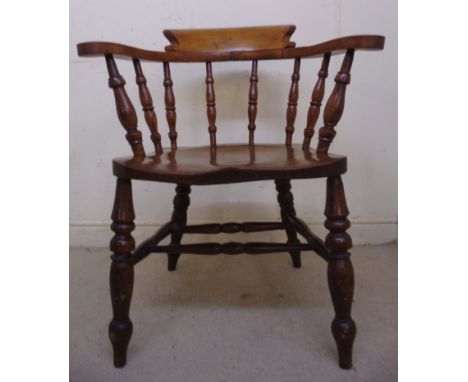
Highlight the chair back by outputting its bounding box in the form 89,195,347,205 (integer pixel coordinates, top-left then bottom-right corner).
77,26,385,158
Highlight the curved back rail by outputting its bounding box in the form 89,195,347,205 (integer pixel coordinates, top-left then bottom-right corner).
77,29,384,157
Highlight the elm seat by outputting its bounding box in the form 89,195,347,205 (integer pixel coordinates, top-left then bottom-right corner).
113,144,347,185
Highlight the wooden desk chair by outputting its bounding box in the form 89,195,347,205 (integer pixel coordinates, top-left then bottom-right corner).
77,25,385,370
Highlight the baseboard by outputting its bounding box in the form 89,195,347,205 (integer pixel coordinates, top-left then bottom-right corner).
69,221,397,248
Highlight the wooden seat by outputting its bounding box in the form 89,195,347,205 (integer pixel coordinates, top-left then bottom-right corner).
77,25,385,371
113,144,347,184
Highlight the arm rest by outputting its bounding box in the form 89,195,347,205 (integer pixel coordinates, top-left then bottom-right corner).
77,35,384,62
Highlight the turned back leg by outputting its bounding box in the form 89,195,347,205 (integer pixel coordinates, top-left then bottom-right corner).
275,179,301,268
324,175,356,369
109,178,136,367
167,184,191,271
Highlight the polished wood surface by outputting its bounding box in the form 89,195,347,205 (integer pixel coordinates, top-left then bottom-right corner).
167,185,191,271
318,49,354,154
325,176,356,369
112,144,347,185
146,241,317,255
109,178,135,367
247,60,258,145
105,55,145,157
184,221,284,234
163,62,177,151
205,62,217,148
303,53,330,150
163,25,296,52
285,58,301,146
76,25,385,370
275,179,302,268
77,35,384,62
132,58,163,155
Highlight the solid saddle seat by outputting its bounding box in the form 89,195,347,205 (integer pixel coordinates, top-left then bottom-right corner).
113,144,347,184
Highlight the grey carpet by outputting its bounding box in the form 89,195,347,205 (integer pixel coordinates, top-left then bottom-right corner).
70,243,397,382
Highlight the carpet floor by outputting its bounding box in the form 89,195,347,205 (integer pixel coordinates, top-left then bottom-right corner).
70,243,397,382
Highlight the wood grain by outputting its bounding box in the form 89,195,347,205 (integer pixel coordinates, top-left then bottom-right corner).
184,221,284,234
163,25,296,52
317,49,354,154
163,62,177,151
132,58,163,154
275,179,302,267
105,55,145,157
77,35,385,62
112,144,347,185
247,60,258,145
205,62,217,148
167,185,191,271
147,241,318,255
285,58,301,146
76,26,386,370
303,53,330,150
325,176,356,369
109,178,135,367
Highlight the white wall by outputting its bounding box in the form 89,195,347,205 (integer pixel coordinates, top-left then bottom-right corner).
70,0,397,246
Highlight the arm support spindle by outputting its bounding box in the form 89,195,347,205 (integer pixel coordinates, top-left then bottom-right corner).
247,60,258,146
163,62,177,151
133,59,163,155
317,49,354,154
285,58,301,146
105,55,145,157
302,52,330,150
205,61,217,148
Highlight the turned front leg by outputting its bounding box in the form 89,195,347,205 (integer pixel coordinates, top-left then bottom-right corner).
109,178,135,367
167,184,191,271
324,176,356,369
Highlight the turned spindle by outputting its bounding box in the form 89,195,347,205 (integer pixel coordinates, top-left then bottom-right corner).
109,178,136,367
163,62,177,151
324,176,356,369
184,221,284,234
133,58,163,155
205,61,217,148
247,60,258,146
317,49,354,154
302,53,330,150
105,54,145,158
285,58,301,146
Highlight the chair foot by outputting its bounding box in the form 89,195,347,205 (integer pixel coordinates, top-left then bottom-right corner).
328,254,356,369
109,318,133,367
167,253,181,271
331,316,356,369
325,176,356,369
290,252,301,268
